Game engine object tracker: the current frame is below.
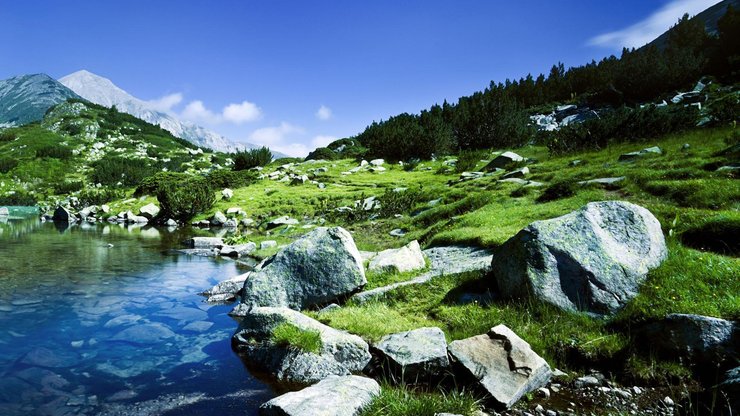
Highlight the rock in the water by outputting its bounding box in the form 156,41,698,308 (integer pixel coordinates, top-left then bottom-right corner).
374,327,449,380
110,323,175,344
448,325,551,409
267,215,299,229
368,240,426,274
232,307,371,384
639,314,737,366
491,201,667,315
485,151,524,170
204,271,253,302
188,237,224,248
138,203,160,220
259,375,380,416
233,227,366,311
52,206,76,223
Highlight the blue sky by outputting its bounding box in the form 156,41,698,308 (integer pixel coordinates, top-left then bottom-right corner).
0,0,721,156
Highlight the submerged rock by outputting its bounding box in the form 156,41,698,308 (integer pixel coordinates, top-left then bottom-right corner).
188,237,224,248
52,206,76,223
232,227,365,311
260,375,380,416
491,201,666,315
368,240,426,274
374,327,449,381
232,307,371,384
448,325,551,409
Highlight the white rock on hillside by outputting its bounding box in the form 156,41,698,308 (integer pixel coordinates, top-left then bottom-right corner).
368,240,426,274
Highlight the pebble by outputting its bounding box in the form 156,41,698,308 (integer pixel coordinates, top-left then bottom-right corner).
537,387,551,399
663,396,674,407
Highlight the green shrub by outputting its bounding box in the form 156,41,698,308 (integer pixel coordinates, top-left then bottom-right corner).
305,147,337,161
156,176,215,222
62,123,83,136
271,322,322,353
455,150,485,173
134,172,190,196
0,131,16,142
53,181,84,195
403,158,421,172
0,158,18,174
207,169,257,189
78,188,126,206
36,146,72,160
0,191,36,206
91,156,161,186
537,180,578,202
233,146,272,171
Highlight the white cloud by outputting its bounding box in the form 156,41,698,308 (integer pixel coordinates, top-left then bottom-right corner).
588,0,720,49
248,122,305,145
147,93,183,112
316,105,333,120
223,101,263,123
180,99,263,125
311,135,337,148
270,143,311,158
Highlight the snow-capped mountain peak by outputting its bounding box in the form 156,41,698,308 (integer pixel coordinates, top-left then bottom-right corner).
59,70,265,154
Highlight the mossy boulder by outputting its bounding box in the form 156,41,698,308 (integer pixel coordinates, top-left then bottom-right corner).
491,201,667,315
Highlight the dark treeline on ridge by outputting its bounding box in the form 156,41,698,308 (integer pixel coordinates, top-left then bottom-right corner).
317,8,740,161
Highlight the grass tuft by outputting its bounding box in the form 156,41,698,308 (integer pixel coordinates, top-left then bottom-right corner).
270,322,323,354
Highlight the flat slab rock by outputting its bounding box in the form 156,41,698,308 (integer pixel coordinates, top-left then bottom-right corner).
448,324,552,409
374,327,449,380
639,313,737,364
367,240,426,274
260,375,380,416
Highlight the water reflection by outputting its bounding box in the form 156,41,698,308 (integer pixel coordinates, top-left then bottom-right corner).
0,214,272,415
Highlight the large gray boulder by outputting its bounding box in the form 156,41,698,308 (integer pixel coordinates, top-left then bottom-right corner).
52,206,76,223
374,327,449,380
233,227,366,311
484,151,524,170
491,201,666,315
368,240,426,274
448,325,551,409
138,203,160,220
639,314,737,365
259,375,380,416
232,307,371,385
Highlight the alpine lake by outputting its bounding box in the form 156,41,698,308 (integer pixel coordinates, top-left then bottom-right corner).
0,207,273,415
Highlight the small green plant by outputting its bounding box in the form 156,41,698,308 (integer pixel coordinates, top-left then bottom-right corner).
233,146,273,171
305,147,337,161
156,176,216,222
36,145,72,160
360,383,481,416
271,322,322,354
0,158,18,174
207,169,257,189
0,131,16,142
454,150,484,173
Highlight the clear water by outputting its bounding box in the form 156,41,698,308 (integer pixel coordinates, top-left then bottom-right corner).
0,212,273,415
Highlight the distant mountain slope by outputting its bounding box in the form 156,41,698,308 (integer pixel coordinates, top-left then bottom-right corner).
0,74,81,127
647,0,739,50
59,70,279,155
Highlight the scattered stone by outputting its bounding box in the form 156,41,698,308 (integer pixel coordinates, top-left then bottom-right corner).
460,171,485,181
491,201,667,315
537,387,551,399
575,375,601,388
221,188,234,200
368,240,426,274
502,167,530,179
211,211,227,226
448,324,552,409
639,314,737,365
138,203,160,219
374,327,449,380
259,375,380,416
165,218,177,227
370,159,384,166
485,151,524,170
232,227,366,312
204,271,253,302
578,177,625,186
663,396,674,407
618,146,663,162
223,218,238,228
233,307,371,384
260,240,278,250
389,229,406,237
267,215,299,229
226,207,244,216
188,237,223,248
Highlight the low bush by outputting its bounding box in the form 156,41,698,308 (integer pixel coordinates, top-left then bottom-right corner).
36,146,72,160
53,181,84,195
77,188,126,207
0,191,36,206
403,158,421,172
156,175,215,222
233,146,272,171
207,169,257,190
91,156,161,186
455,150,486,173
0,131,16,142
305,147,337,161
0,158,18,174
270,322,322,353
